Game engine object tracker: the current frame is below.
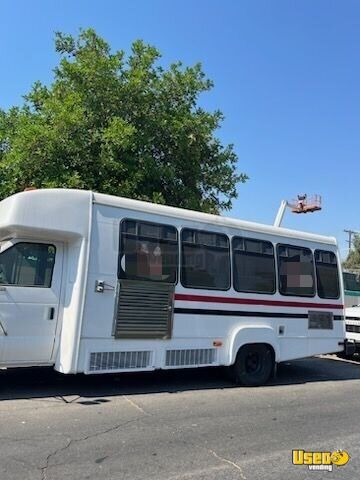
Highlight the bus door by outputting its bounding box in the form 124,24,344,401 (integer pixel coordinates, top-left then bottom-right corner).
0,240,63,364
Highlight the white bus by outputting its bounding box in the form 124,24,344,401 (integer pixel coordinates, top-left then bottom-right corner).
0,189,352,386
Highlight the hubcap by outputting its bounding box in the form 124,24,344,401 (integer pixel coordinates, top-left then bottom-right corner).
245,352,262,374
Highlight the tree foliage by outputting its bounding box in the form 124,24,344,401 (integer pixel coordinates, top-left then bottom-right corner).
343,235,360,269
0,29,247,213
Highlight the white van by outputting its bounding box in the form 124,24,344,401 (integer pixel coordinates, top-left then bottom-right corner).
0,189,352,385
344,306,360,355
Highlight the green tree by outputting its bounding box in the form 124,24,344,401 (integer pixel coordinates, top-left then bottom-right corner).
343,235,360,269
0,29,247,213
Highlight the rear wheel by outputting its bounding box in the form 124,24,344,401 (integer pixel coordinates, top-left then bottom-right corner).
230,344,274,386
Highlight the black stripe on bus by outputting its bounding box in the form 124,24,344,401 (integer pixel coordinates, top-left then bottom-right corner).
346,316,360,321
174,308,343,321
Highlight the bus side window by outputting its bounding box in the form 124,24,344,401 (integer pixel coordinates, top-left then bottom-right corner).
119,220,178,283
277,244,315,297
315,250,340,299
181,229,230,290
233,237,276,294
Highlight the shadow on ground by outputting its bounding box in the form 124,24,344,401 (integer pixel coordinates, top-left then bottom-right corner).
0,354,359,403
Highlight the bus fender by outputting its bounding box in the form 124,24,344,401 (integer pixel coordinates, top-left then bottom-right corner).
227,325,280,365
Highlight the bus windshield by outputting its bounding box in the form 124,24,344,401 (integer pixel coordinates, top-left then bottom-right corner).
343,271,360,293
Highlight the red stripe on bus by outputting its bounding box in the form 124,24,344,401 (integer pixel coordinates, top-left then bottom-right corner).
174,293,344,310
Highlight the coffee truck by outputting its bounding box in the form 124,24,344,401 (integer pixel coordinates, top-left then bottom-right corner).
0,189,353,385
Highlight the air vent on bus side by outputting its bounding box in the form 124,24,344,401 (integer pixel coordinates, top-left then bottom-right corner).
165,348,217,367
89,350,152,372
114,280,174,339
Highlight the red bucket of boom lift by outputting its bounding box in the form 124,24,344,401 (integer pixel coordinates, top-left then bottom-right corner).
290,194,322,214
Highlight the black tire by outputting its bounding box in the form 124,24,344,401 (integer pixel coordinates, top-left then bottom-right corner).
230,344,274,386
336,351,354,360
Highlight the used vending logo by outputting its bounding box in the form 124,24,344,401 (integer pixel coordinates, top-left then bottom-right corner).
292,449,350,472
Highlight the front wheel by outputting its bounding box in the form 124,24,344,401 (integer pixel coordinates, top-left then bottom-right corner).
336,351,354,360
230,344,274,386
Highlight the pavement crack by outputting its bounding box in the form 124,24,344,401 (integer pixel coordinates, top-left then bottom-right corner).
208,448,247,479
38,416,142,479
40,438,72,480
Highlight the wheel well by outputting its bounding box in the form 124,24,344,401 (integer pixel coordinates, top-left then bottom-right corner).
235,342,276,364
230,342,277,386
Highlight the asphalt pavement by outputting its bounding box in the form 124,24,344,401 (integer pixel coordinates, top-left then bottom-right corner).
0,355,359,480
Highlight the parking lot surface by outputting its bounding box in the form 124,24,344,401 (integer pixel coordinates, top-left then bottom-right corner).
0,355,359,480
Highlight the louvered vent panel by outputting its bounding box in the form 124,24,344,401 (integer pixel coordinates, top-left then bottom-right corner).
114,280,174,339
89,350,151,372
165,348,216,367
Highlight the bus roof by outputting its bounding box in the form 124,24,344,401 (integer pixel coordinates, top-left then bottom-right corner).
93,191,337,246
0,189,337,246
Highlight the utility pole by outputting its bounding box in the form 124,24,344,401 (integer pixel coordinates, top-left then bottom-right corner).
344,229,358,253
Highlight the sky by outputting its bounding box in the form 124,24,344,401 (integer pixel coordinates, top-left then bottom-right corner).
1,0,359,258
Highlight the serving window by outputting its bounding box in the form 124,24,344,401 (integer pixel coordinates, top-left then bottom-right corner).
119,220,178,283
